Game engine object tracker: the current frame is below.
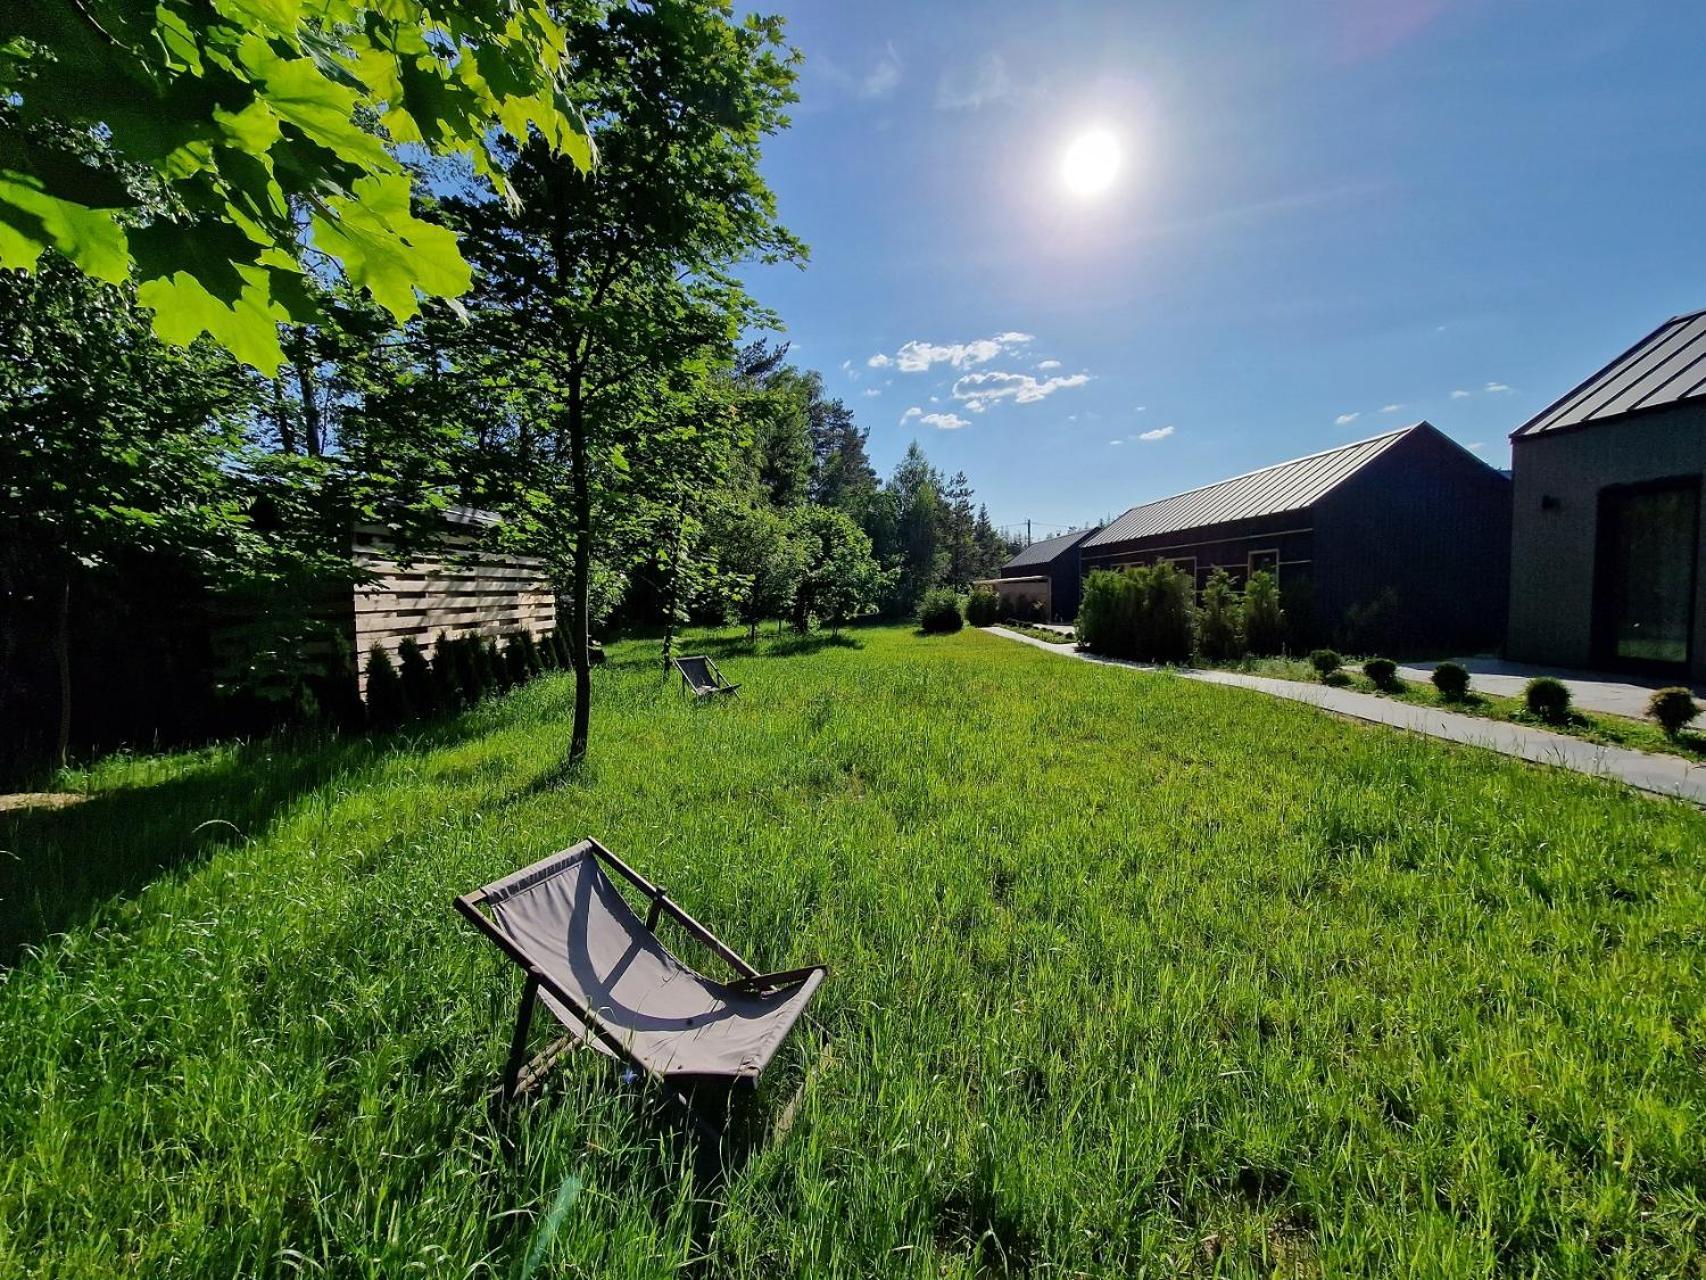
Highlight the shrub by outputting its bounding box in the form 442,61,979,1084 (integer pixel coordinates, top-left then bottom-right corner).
1309,649,1342,680
918,588,963,634
1242,570,1286,656
364,645,411,729
1431,661,1470,701
519,630,542,675
966,587,1000,627
1648,687,1700,738
1363,656,1399,690
454,635,486,703
1195,568,1245,663
536,632,558,670
482,637,508,690
397,637,436,714
1077,563,1194,662
1323,669,1352,687
503,633,532,687
433,633,465,710
1524,677,1572,723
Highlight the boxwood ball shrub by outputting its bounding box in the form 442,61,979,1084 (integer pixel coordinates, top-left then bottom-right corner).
966,587,1000,627
1648,687,1701,738
918,588,964,634
1363,656,1399,690
1432,661,1470,701
1525,676,1572,723
1309,648,1343,680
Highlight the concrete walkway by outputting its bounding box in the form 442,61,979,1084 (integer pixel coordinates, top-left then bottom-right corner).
1393,657,1706,720
987,628,1706,805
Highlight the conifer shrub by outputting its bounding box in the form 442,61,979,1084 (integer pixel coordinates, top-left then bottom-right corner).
364,645,411,729
1524,677,1572,723
1077,563,1194,662
1362,657,1399,691
433,633,465,710
503,633,531,687
966,587,1000,627
519,630,542,675
453,635,485,703
481,637,507,690
1431,661,1470,701
918,589,963,634
397,637,437,715
1309,649,1342,680
1648,687,1700,738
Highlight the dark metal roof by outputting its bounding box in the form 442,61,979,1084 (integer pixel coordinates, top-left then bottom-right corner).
1083,426,1416,548
1515,308,1706,437
1001,526,1101,571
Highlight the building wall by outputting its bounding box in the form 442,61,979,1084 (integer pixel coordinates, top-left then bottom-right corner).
1312,426,1512,656
350,524,556,690
1507,402,1706,682
984,576,1051,619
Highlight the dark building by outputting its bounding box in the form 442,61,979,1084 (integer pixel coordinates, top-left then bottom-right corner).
1507,309,1706,683
1079,422,1512,653
979,526,1101,622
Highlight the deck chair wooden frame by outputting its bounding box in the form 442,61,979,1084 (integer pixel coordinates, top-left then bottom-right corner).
673,653,739,699
455,839,822,1137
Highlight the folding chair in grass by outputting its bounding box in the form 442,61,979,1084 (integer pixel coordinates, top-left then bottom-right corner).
455,839,824,1136
673,653,738,699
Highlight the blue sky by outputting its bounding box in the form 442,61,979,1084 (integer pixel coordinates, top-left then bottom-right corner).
741,1,1706,541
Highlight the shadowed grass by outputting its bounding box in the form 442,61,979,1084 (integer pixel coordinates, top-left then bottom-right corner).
0,625,1701,1277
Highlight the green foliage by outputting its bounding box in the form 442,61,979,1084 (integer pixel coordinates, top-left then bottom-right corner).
1077,564,1194,663
1195,568,1245,662
1524,677,1572,723
432,633,464,711
1337,588,1400,655
502,633,532,688
1432,661,1471,701
1241,570,1286,656
789,505,886,632
396,638,436,717
5,625,1703,1275
482,637,506,692
917,589,963,634
0,0,592,369
363,645,410,730
1363,657,1399,691
966,587,1000,627
452,635,484,704
1648,687,1700,737
1309,649,1342,679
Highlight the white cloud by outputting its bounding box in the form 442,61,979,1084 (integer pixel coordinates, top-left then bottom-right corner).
885,331,1034,373
1037,358,1062,370
900,406,922,422
860,43,902,99
1485,381,1512,393
920,412,971,430
1335,412,1360,426
1450,388,1471,399
1139,425,1176,442
936,54,1014,110
951,368,1090,411
1467,441,1486,452
862,387,881,397
867,353,892,369
1380,403,1406,414
1109,439,1125,446
1134,405,1147,413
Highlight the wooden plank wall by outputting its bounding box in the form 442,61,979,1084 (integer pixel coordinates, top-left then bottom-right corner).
350,524,557,689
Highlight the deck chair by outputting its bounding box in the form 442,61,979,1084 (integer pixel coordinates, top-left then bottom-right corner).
455,839,824,1133
673,653,738,699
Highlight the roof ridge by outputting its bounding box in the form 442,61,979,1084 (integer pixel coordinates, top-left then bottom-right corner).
1106,423,1417,520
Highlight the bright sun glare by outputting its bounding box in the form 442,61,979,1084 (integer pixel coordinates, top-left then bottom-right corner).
1061,128,1121,199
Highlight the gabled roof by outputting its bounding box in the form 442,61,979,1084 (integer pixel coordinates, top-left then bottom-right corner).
1083,425,1417,548
1002,525,1101,571
1515,308,1706,437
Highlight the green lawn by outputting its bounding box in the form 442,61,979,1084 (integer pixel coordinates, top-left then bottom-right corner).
2,627,1702,1277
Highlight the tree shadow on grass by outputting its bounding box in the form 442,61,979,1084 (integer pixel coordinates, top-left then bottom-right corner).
0,716,495,966
693,631,863,661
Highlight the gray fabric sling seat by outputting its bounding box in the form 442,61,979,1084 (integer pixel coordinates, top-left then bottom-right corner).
457,840,823,1103
674,654,738,698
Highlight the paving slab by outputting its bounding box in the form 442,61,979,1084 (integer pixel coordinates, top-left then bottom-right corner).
987,628,1706,806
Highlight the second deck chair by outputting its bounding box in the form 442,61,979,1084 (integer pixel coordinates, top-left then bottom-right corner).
673,653,738,699
455,839,824,1133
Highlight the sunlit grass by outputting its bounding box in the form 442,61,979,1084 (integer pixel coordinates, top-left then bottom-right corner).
2,626,1701,1276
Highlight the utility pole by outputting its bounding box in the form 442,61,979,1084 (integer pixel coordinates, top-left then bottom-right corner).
1025,518,1031,546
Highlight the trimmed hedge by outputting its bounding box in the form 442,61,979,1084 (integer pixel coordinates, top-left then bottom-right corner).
1363,657,1399,691
918,589,964,635
1431,662,1470,701
1524,677,1572,723
966,587,1000,627
1648,687,1700,737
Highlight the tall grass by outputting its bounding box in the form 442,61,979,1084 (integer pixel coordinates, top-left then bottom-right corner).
1,626,1701,1276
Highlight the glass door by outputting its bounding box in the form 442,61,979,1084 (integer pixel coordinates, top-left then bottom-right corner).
1593,477,1700,673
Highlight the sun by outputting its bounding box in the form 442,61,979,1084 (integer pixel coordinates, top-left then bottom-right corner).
1061,128,1121,198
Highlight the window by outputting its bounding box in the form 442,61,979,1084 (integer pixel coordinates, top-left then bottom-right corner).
1248,548,1279,581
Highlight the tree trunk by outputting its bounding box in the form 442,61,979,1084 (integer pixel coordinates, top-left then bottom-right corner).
54,570,71,769
660,500,684,675
567,371,593,766
296,354,324,457
272,377,297,455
